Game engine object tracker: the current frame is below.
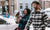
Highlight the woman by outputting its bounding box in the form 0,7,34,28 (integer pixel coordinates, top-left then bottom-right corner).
18,8,31,30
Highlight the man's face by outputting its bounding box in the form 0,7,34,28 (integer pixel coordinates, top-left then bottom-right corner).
32,3,37,9
32,3,39,10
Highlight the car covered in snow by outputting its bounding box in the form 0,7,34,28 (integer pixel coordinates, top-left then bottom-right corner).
0,15,18,30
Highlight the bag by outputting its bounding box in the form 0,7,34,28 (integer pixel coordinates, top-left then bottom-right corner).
17,27,19,30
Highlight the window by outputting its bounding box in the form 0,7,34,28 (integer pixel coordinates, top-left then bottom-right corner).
11,0,14,5
20,3,23,9
26,3,28,8
11,5,14,15
5,1,8,5
2,6,6,15
11,0,14,15
7,5,9,13
5,0,9,14
0,6,2,14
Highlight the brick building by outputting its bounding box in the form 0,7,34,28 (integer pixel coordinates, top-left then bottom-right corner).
0,0,17,15
35,0,50,10
42,0,50,9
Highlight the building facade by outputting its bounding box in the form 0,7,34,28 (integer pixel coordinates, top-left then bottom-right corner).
17,0,34,11
42,0,50,9
5,0,15,15
36,0,50,10
0,0,50,15
0,0,17,15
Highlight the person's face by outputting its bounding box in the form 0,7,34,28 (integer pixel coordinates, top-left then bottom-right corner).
24,10,27,15
32,3,37,9
37,5,39,8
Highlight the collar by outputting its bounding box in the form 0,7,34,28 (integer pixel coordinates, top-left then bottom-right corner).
34,9,40,12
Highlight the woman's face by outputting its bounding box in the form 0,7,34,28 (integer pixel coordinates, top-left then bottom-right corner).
24,9,27,15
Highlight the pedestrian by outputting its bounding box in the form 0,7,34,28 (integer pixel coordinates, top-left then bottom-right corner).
24,1,48,30
15,12,22,30
18,8,31,30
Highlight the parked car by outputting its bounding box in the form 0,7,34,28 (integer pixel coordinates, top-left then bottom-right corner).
0,15,18,30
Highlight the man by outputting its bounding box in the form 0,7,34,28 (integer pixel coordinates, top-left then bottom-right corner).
24,1,48,30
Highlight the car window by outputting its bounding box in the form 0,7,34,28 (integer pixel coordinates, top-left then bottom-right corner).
0,18,7,24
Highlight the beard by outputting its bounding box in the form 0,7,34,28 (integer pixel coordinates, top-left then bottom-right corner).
35,6,37,10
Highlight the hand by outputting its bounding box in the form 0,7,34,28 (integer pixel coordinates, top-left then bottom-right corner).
19,17,21,19
24,28,27,30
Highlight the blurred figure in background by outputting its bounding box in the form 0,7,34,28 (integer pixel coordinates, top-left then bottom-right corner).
14,10,22,23
15,11,22,30
15,12,22,23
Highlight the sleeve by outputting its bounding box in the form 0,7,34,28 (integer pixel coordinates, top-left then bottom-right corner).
20,19,27,24
20,15,30,25
25,15,33,29
42,12,48,26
